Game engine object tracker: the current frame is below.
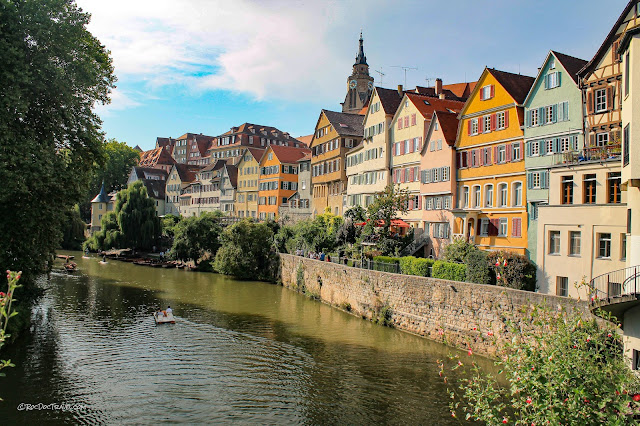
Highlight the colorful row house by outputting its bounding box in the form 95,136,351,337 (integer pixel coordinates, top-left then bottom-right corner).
420,110,460,258
346,87,403,209
390,91,465,229
453,68,534,256
278,152,313,223
258,145,311,220
523,51,588,262
310,110,363,216
235,148,265,219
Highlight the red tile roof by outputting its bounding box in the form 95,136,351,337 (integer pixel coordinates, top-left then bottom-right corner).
296,134,313,147
139,147,176,168
405,92,465,119
434,111,460,146
268,145,311,165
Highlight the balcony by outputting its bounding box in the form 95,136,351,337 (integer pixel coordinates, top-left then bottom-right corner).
560,144,621,166
589,265,640,326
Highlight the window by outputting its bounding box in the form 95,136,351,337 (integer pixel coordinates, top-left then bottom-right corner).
546,104,555,123
608,172,621,204
481,85,493,100
569,231,581,256
471,118,478,135
583,174,596,204
512,142,521,161
498,183,508,207
530,109,539,127
483,115,492,133
549,231,561,254
530,202,539,221
595,88,607,112
546,72,560,89
596,132,609,147
512,217,522,237
485,185,493,207
497,111,505,129
480,219,489,236
268,153,273,160
546,139,554,155
626,52,630,97
531,140,540,156
512,182,522,206
598,233,612,258
556,277,568,297
498,218,508,236
498,145,506,163
462,186,469,208
549,57,556,69
561,176,573,204
621,233,627,261
473,186,481,208
414,137,420,152
624,125,630,166
560,137,570,152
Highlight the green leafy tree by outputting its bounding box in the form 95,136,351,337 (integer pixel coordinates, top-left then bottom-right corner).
443,238,479,263
60,205,87,250
367,184,410,234
441,307,640,424
344,206,366,222
0,0,116,284
81,139,139,220
170,211,223,266
161,214,182,239
214,220,277,281
464,250,491,285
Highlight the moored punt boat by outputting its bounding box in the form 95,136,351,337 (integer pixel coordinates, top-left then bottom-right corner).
63,262,77,273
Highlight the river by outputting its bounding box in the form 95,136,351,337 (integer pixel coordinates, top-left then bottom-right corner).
0,252,489,424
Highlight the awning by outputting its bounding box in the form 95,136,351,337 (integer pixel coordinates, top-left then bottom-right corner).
355,219,410,228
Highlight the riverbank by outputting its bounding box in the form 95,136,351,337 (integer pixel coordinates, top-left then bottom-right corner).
279,253,591,358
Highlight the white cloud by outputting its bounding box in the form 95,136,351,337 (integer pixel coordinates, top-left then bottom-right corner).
93,88,142,116
77,0,368,104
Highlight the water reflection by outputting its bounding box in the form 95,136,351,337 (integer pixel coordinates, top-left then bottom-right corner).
0,253,488,424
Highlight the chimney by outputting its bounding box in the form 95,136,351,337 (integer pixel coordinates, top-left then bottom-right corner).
397,84,403,97
439,93,446,100
435,78,443,96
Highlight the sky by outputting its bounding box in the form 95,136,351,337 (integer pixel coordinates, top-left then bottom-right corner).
76,0,628,151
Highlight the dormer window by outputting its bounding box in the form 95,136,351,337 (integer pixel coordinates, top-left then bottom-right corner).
549,58,555,69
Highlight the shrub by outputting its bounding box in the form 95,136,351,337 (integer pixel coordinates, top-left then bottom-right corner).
441,307,640,424
432,261,467,282
373,256,401,264
488,250,536,291
443,238,478,263
399,256,435,276
399,256,416,275
464,250,491,285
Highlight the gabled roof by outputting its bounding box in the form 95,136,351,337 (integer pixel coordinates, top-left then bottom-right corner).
552,51,588,84
579,0,639,77
202,159,227,172
403,92,465,120
487,68,535,105
143,180,165,200
321,109,364,137
155,137,175,149
172,163,202,183
223,164,238,188
522,51,588,106
375,86,404,115
131,166,168,181
443,81,477,99
298,152,312,162
437,111,461,146
296,135,313,147
139,147,176,168
267,145,311,165
245,147,266,162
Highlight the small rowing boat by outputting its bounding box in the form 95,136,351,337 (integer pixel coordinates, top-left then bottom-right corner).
154,311,175,325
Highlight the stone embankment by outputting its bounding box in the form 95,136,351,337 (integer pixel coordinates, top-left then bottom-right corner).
279,253,590,357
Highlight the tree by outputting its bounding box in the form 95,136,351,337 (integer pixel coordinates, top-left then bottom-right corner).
214,220,277,281
488,250,536,291
0,0,115,284
81,139,139,220
170,212,223,266
442,307,640,424
366,184,410,234
60,205,86,250
443,238,479,263
161,214,182,239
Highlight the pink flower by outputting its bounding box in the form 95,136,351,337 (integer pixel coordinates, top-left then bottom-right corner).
531,366,535,371
526,397,532,404
503,417,508,424
608,333,613,338
586,337,591,342
495,261,500,266
0,292,5,297
573,345,577,349
497,273,501,280
458,360,463,366
468,349,473,356
632,394,640,402
451,411,456,418
472,327,477,331
503,259,507,266
438,329,444,335
487,331,494,336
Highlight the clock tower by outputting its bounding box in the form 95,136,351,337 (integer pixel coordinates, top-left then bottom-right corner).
341,32,374,113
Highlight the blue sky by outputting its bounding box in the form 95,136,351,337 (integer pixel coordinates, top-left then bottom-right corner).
77,0,627,151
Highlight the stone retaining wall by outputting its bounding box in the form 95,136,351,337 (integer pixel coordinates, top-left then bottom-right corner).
279,253,590,357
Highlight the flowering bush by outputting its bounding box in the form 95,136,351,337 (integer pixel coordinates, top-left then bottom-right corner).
487,250,536,291
439,306,640,424
1,270,20,398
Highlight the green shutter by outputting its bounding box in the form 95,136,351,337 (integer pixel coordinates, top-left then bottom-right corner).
539,107,546,125
563,101,569,121
557,72,561,87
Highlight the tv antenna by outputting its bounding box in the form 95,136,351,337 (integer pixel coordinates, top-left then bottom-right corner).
374,69,385,85
424,76,436,87
391,65,418,87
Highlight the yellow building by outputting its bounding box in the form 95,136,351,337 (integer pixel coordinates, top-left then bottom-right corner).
235,148,265,219
90,183,115,233
310,109,363,217
453,68,534,256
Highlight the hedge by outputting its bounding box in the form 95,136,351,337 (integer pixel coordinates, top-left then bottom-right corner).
432,260,467,282
399,256,435,277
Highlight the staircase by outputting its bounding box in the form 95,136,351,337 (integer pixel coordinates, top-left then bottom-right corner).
400,232,430,257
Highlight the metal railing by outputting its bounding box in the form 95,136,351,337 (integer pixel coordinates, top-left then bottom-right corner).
589,265,640,302
563,144,622,166
399,233,431,257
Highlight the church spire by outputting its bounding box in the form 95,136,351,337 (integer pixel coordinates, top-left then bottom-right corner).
355,31,367,65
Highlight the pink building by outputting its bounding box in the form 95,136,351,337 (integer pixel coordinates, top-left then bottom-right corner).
420,111,460,258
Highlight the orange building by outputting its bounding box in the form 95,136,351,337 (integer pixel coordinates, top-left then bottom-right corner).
453,68,534,256
258,145,311,220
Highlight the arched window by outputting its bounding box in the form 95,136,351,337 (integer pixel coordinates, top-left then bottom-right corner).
472,185,481,208
512,182,523,206
498,183,508,207
485,184,494,207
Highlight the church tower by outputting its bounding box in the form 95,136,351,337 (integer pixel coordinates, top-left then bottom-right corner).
341,32,374,113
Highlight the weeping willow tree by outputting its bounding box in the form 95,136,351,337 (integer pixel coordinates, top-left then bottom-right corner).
85,181,160,251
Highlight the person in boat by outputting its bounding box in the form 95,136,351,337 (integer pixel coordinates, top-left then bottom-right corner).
166,306,172,316
156,308,164,318
102,255,106,262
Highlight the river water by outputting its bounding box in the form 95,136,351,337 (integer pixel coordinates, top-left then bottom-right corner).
0,252,487,424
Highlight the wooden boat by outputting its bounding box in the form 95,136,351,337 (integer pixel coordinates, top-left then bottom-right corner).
63,262,77,272
57,254,75,260
154,312,175,324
